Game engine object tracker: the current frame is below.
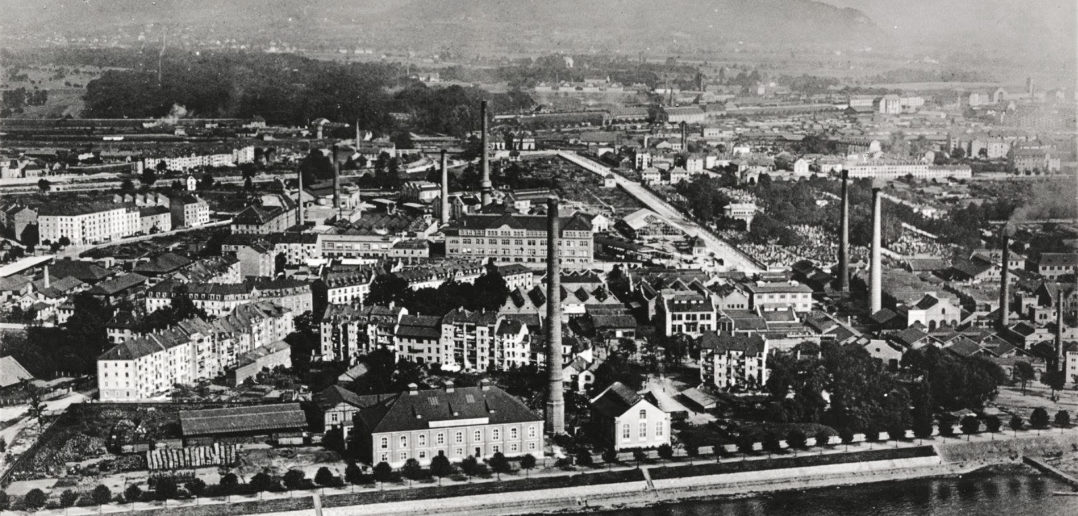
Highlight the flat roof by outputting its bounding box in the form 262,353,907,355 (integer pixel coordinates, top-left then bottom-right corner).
0,255,53,278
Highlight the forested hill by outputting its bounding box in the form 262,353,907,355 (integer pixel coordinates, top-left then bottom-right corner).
1,0,883,53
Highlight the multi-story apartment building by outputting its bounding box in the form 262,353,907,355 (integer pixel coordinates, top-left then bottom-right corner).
394,314,443,365
440,308,498,371
146,278,312,317
170,194,210,228
699,331,768,391
354,381,543,467
97,302,293,401
1039,253,1078,280
322,270,375,306
320,304,408,363
39,202,140,245
444,213,593,268
145,146,255,172
139,206,173,234
846,161,971,180
231,195,298,234
745,280,813,313
656,289,716,337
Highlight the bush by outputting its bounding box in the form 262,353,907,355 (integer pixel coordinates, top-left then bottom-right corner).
814,429,832,447
1009,415,1024,431
601,448,619,464
24,489,47,511
985,415,1002,433
250,472,278,492
123,484,142,504
283,469,306,490
155,477,178,500
1031,408,1050,429
657,444,674,461
345,461,364,485
315,466,338,487
1055,410,1071,427
960,415,981,435
373,462,394,483
575,449,594,467
60,490,78,508
786,429,807,450
185,478,206,497
91,485,112,506
632,449,647,463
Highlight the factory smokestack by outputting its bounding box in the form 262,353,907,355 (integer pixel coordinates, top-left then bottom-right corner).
870,186,882,314
440,149,450,225
680,121,687,151
296,166,304,224
480,100,493,206
545,197,565,435
331,144,341,212
999,230,1012,329
839,169,850,293
1055,289,1064,372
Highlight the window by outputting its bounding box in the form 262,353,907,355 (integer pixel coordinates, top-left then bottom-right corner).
331,413,338,422
419,450,427,459
639,409,647,420
622,424,630,440
436,432,445,445
455,432,463,444
510,427,518,440
529,442,537,450
399,451,407,461
456,447,464,457
474,430,482,442
510,443,518,452
400,435,408,448
418,434,427,447
656,421,663,436
492,428,500,441
639,422,647,438
380,437,389,449
528,425,537,439
381,452,389,462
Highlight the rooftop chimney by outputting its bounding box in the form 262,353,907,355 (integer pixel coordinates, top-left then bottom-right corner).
407,382,419,395
444,380,454,393
870,186,883,314
440,149,450,225
480,100,493,206
480,378,491,391
545,197,565,435
839,169,850,293
999,230,1012,329
331,144,341,212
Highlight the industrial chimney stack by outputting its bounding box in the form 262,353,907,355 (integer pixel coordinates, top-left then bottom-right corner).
331,144,341,212
1000,230,1012,329
1055,289,1065,373
545,197,565,435
839,169,850,293
480,100,493,206
296,166,304,224
440,149,450,225
870,186,883,314
680,121,687,151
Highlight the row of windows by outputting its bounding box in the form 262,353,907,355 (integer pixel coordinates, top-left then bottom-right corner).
621,421,664,440
379,426,538,449
379,441,537,463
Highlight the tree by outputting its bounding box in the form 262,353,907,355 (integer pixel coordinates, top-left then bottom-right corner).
250,472,277,492
24,488,46,511
937,414,956,437
762,433,783,455
92,485,112,505
864,425,881,442
1009,415,1024,432
367,273,412,307
1056,410,1072,428
814,429,832,448
120,178,135,192
657,444,674,462
519,453,538,478
632,449,647,465
315,466,337,487
737,434,756,455
786,429,807,450
185,478,206,497
283,469,307,490
601,448,619,467
373,462,394,484
218,473,239,493
156,477,178,500
59,489,78,508
575,449,594,468
960,415,981,436
489,452,511,480
124,484,142,504
430,454,454,484
1042,370,1066,398
24,381,46,428
37,178,50,194
401,458,424,483
684,442,700,461
1031,407,1050,429
460,456,479,477
1014,361,1035,395
985,415,1002,433
141,167,158,187
0,491,8,511
344,461,363,485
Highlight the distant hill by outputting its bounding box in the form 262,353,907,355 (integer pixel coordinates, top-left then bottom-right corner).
0,0,883,52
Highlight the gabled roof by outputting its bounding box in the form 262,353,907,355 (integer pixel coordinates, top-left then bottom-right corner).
590,381,644,419
179,403,307,436
396,314,442,340
314,385,387,411
0,355,34,388
356,383,540,433
88,273,148,296
48,259,111,283
892,324,930,347
699,331,766,355
451,212,592,233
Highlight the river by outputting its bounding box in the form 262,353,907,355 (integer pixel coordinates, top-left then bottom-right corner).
592,469,1078,516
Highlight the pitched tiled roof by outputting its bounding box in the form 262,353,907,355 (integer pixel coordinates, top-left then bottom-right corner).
396,314,442,339
179,403,307,436
88,273,148,296
356,384,540,433
0,356,34,388
451,212,592,233
699,331,766,355
590,381,642,419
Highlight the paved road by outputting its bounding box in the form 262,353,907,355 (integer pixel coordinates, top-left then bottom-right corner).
555,151,765,272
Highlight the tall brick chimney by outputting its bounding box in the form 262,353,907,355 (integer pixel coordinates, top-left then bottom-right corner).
296,165,304,224
870,186,883,314
1056,289,1065,373
440,149,450,225
1000,229,1012,329
545,197,565,435
480,100,492,206
331,144,341,212
839,169,850,293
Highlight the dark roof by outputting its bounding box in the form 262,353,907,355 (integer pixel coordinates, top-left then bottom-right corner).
139,205,171,216
314,385,387,411
591,381,643,419
133,253,192,275
88,273,148,296
180,403,307,436
1040,253,1078,268
699,331,766,355
356,384,540,433
49,259,111,283
396,315,442,340
870,308,900,324
451,212,592,234
892,324,929,347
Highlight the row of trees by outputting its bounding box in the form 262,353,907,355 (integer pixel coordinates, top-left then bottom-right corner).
367,264,510,317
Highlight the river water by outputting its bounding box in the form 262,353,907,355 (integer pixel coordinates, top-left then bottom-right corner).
595,470,1078,515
